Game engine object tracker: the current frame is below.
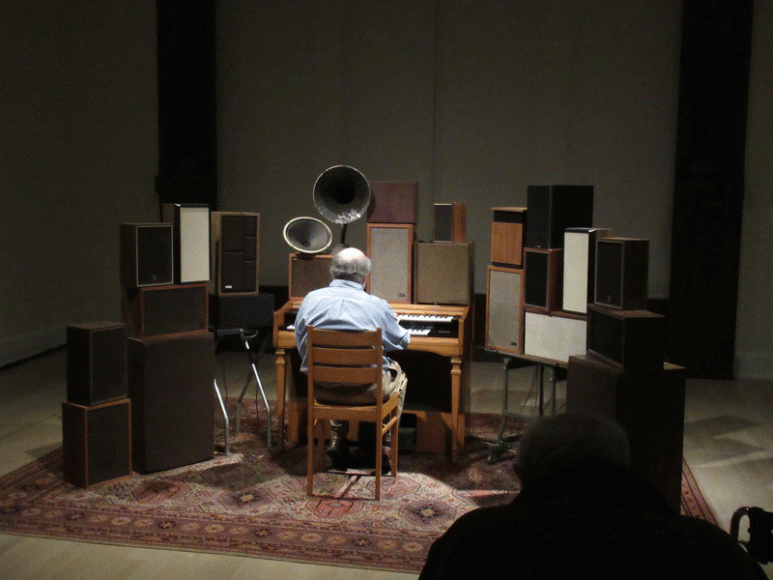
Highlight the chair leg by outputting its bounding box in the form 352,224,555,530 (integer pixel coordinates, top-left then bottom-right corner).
374,426,381,501
306,419,315,496
390,411,398,477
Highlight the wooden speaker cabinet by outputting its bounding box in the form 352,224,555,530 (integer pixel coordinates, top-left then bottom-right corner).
523,311,587,363
162,203,210,285
486,266,525,355
523,248,562,313
67,321,127,406
415,242,474,305
491,207,527,268
562,227,613,314
367,181,419,224
62,398,132,488
433,202,467,243
210,211,260,296
566,355,686,513
595,237,649,309
289,253,333,300
587,304,665,374
122,283,208,339
525,185,594,249
367,223,415,302
119,223,173,288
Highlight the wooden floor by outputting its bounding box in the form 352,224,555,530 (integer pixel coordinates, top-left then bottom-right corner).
1,348,772,578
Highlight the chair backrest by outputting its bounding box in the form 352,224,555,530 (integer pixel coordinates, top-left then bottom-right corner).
306,326,383,388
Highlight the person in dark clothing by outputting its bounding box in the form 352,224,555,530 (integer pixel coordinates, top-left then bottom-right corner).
419,413,766,580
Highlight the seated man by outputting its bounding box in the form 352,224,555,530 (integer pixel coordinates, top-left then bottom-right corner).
419,413,766,580
294,247,410,469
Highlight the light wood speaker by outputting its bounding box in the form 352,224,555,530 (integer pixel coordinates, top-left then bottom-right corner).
415,242,474,305
485,266,525,355
289,253,333,300
491,207,527,267
367,223,414,302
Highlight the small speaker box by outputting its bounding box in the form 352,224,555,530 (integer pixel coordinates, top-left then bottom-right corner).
62,398,132,488
119,223,173,288
415,242,474,305
289,253,333,300
587,304,665,374
523,248,562,313
490,207,527,267
211,211,260,296
368,181,419,224
485,266,525,355
162,203,210,285
525,185,594,249
433,202,466,243
367,223,415,302
66,321,127,406
122,283,208,339
594,237,649,309
562,227,613,314
523,311,587,363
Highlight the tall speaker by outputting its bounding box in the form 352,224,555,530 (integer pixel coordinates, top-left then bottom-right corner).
62,398,132,488
67,322,127,406
122,283,208,339
415,242,474,305
211,211,259,296
523,248,562,313
162,203,210,284
594,237,649,309
525,185,594,249
367,223,414,302
433,203,466,243
567,355,686,512
562,227,613,314
119,223,173,288
486,266,525,355
368,181,419,224
491,207,527,267
289,253,333,300
128,333,214,473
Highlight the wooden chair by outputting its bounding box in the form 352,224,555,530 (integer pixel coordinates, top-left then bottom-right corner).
306,326,399,500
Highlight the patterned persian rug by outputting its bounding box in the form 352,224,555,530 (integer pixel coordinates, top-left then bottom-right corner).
0,405,714,573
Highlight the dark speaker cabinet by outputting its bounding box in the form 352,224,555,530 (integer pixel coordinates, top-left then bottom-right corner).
66,322,127,406
523,248,562,313
595,237,649,309
119,223,173,288
433,202,466,243
209,293,276,332
485,266,525,355
490,207,527,268
566,355,686,513
162,203,210,285
128,333,215,473
367,223,415,303
587,304,666,374
368,181,419,224
211,211,260,296
122,283,208,339
525,185,594,249
62,398,132,488
289,253,333,300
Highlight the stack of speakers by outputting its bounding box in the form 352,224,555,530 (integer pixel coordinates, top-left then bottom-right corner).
120,205,215,474
63,321,132,488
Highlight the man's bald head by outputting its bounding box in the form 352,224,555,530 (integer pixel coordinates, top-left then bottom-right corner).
331,247,371,285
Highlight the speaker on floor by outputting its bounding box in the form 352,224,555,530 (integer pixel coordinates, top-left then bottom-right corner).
525,185,594,249
289,253,333,300
368,181,419,224
66,321,127,406
491,207,527,267
433,202,466,243
415,242,474,305
566,355,686,513
523,248,562,313
119,223,173,288
367,223,415,302
523,311,587,363
128,333,214,473
485,266,525,355
162,203,210,284
594,237,649,309
209,293,276,331
562,227,613,314
62,398,132,488
211,211,260,296
587,304,665,374
122,283,208,338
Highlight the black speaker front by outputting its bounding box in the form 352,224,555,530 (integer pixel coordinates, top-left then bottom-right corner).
120,224,174,288
67,322,127,406
122,284,208,338
213,212,260,295
594,238,649,309
209,293,276,331
524,248,562,312
525,185,594,248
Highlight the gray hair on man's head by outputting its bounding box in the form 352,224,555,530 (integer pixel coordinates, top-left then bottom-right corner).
514,413,630,486
330,247,371,284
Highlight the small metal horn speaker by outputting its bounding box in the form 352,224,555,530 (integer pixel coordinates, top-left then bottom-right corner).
283,216,333,254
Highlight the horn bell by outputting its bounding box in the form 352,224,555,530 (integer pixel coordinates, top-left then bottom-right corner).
283,216,333,254
313,165,371,224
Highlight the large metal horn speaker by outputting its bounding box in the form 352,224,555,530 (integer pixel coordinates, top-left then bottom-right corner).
313,165,371,225
283,216,333,254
